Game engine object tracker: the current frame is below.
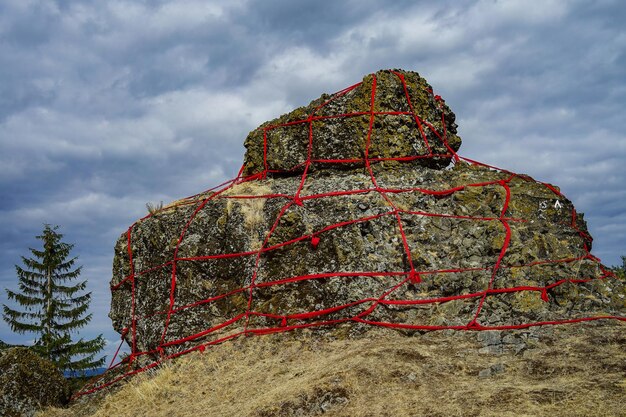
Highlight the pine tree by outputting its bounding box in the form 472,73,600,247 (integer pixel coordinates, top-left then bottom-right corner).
2,224,105,374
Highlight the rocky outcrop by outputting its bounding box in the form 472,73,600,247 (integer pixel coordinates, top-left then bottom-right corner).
243,70,461,175
108,69,625,365
0,347,69,417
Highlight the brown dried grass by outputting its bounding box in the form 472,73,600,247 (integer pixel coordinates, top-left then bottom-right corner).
39,322,625,417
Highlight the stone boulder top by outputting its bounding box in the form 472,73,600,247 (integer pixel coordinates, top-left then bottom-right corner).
243,69,461,177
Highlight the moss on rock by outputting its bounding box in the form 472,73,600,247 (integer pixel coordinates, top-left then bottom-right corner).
0,348,70,417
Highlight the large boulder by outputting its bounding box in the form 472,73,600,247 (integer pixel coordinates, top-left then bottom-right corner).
0,347,70,417
108,69,625,366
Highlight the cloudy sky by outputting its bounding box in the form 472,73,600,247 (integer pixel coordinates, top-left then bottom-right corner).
1,0,624,361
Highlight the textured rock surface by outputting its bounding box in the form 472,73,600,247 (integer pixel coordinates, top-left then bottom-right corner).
108,69,625,364
243,70,461,175
0,347,69,417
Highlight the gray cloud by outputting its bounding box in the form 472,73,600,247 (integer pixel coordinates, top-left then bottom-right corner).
1,0,624,360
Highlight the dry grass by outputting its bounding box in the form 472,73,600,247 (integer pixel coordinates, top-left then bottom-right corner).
223,182,272,250
40,322,625,417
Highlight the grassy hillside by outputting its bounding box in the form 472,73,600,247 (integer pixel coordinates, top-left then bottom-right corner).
40,321,625,417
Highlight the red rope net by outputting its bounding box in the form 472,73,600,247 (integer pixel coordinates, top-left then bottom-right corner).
76,70,624,397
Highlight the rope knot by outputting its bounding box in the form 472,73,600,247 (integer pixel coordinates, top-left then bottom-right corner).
467,320,482,330
408,271,421,284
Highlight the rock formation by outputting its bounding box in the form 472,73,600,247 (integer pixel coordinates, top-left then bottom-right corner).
108,69,625,368
0,347,70,417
